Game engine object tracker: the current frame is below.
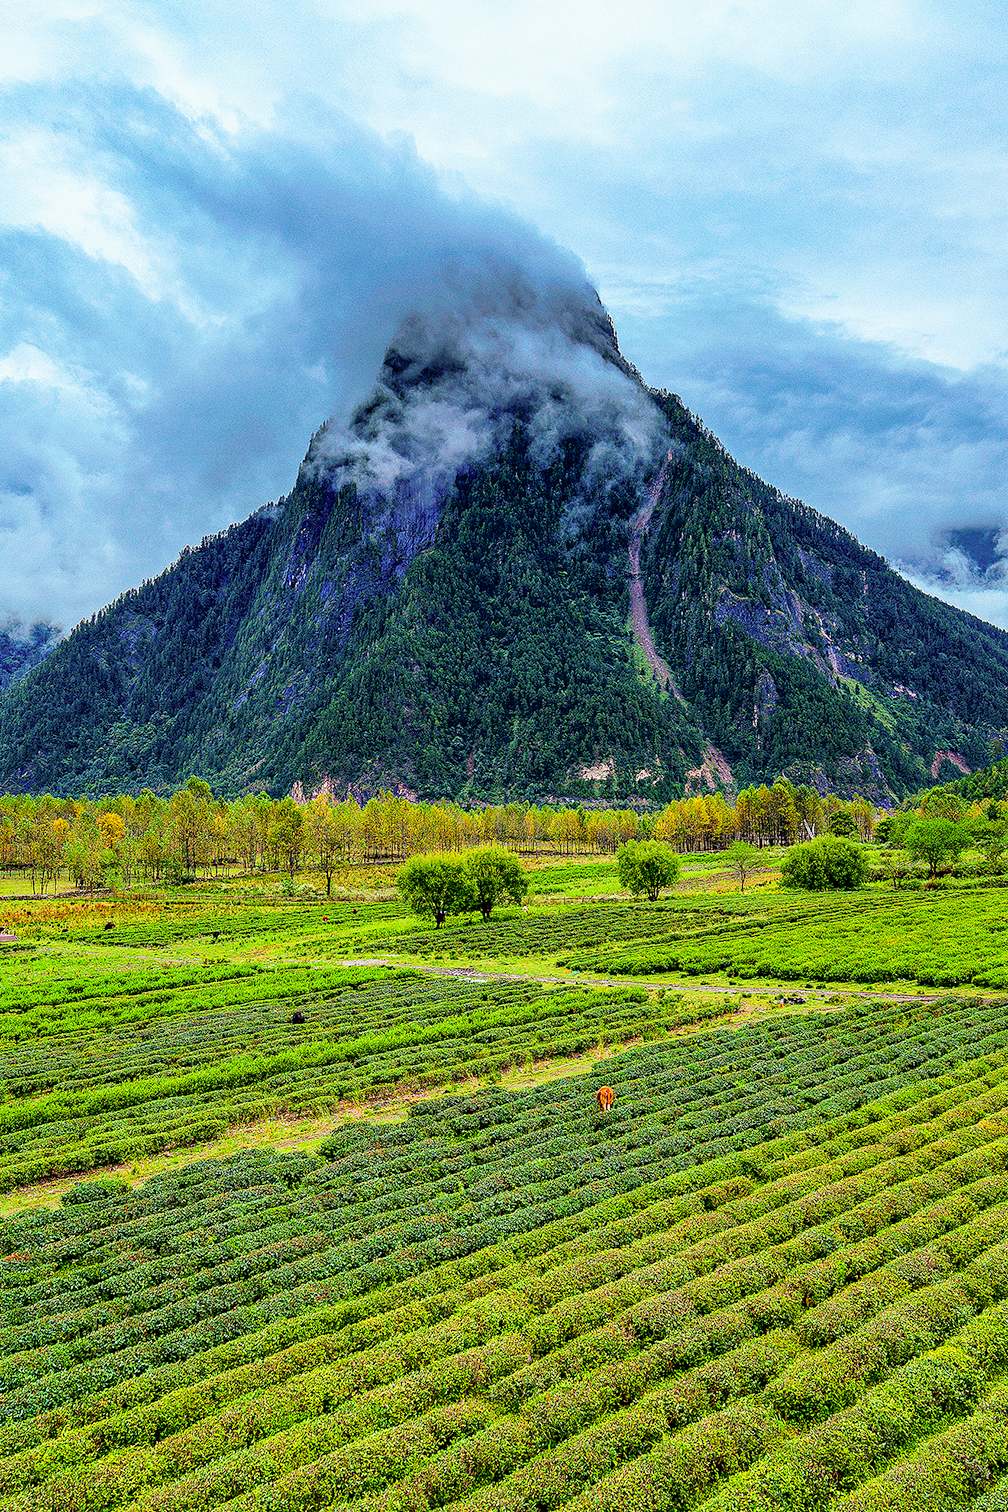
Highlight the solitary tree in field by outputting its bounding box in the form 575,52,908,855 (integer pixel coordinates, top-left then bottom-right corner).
726,841,760,892
617,840,680,900
397,854,475,926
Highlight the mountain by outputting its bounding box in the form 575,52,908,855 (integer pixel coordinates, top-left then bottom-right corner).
915,750,1008,808
2,272,1007,805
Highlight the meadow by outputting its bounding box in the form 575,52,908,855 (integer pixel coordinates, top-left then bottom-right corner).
3,853,1008,1508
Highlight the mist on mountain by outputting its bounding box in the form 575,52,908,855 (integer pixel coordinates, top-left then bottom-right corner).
310,253,667,533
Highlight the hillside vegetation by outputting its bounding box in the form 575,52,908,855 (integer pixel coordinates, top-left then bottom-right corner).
0,621,58,692
922,753,1008,808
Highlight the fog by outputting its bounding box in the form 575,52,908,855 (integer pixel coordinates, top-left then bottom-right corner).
2,85,659,631
311,252,665,512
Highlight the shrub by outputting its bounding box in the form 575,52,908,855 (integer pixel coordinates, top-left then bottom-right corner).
780,838,867,890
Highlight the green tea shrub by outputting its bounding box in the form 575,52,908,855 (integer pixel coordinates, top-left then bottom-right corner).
8,999,1008,1512
60,1176,132,1206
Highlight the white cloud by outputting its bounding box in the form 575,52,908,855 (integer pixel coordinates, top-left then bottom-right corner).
314,269,663,502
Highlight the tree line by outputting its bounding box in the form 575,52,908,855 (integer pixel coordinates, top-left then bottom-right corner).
874,784,1008,883
0,775,878,895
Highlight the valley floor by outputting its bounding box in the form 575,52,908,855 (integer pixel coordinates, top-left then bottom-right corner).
2,856,1008,1510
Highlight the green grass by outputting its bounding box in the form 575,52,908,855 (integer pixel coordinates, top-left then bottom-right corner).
525,859,622,897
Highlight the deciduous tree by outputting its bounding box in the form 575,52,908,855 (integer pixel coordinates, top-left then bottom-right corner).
903,816,969,877
726,840,760,892
616,840,680,900
397,854,476,926
466,848,528,920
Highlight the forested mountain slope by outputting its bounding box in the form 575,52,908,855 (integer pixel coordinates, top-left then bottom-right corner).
1,277,1006,803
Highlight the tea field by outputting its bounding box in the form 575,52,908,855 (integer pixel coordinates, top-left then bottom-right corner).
397,884,1008,990
4,996,1008,1509
4,866,1008,1507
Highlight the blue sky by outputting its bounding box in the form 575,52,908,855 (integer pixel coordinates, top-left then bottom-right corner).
3,0,1008,630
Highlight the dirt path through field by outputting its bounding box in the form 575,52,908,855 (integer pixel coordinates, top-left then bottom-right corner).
342,955,940,1004
630,451,684,701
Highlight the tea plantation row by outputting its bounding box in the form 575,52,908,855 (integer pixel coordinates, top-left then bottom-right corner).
559,887,1008,988
0,964,737,1191
12,885,1008,999
395,885,1008,992
3,996,1008,1510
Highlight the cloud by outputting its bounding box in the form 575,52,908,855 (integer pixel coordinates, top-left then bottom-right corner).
311,256,665,510
0,81,605,629
4,0,1008,640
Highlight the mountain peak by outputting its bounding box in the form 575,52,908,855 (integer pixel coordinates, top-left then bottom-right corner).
307,271,662,505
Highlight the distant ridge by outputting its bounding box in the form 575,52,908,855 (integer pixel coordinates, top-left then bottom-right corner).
0,621,59,693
